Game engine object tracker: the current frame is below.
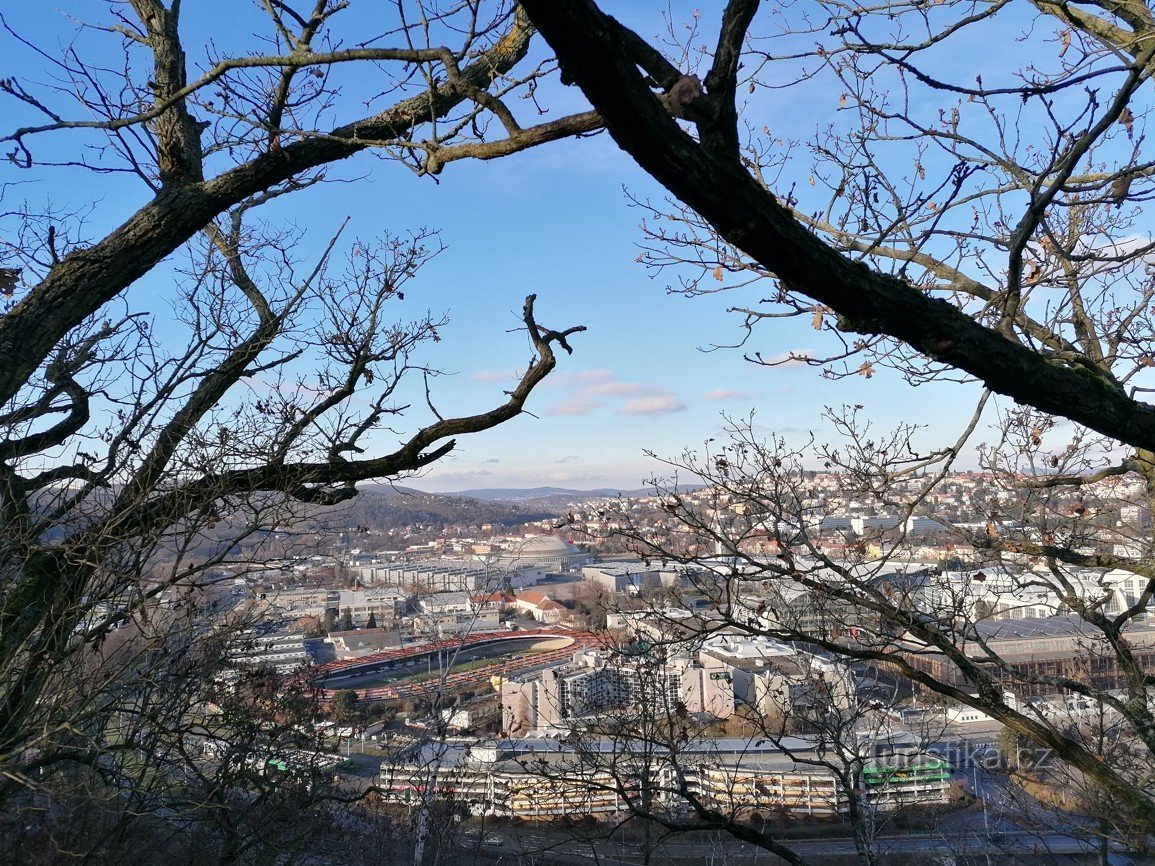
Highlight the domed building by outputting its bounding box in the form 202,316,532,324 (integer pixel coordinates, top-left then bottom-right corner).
492,535,590,572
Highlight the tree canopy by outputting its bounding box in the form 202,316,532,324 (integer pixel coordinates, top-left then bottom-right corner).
515,0,1155,854
0,0,588,835
9,0,1155,862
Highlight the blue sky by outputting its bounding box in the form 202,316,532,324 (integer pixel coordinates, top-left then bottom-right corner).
1,2,1006,493
273,129,987,493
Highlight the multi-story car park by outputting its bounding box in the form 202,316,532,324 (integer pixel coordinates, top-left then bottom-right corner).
379,737,948,821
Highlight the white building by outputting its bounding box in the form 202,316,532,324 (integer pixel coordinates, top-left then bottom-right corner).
581,562,660,594
227,632,309,673
502,647,733,736
380,735,945,820
511,589,567,623
494,536,591,571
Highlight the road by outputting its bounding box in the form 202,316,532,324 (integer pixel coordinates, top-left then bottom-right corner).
317,630,599,701
458,827,1132,865
331,752,1132,865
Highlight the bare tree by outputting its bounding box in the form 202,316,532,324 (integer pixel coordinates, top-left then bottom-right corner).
507,0,1155,853
0,0,595,850
522,0,1155,448
568,425,1153,861
15,0,1155,860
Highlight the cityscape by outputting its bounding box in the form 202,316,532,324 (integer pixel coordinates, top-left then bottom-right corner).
6,1,1155,865
169,469,1154,863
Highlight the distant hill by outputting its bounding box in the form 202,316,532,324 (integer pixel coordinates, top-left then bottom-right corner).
348,486,557,529
433,486,668,505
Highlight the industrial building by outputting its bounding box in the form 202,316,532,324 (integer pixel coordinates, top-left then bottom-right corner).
379,736,947,821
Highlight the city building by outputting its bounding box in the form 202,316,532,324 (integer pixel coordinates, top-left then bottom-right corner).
337,589,406,625
493,535,591,571
582,562,661,595
326,628,403,660
226,632,309,673
379,735,946,821
511,589,567,623
412,608,500,637
350,559,520,594
502,647,733,736
700,634,856,720
902,616,1155,699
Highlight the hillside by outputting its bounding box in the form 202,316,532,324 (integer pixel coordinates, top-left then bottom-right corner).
347,486,558,530
438,486,662,506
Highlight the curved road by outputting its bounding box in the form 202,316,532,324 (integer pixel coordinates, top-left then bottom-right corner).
318,630,600,702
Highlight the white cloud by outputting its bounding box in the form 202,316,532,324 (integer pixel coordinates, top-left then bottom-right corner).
546,368,616,388
548,397,601,416
539,368,686,418
470,368,519,382
707,387,754,401
620,395,686,415
586,380,648,396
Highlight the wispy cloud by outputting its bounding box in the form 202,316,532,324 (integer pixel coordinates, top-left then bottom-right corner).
542,368,685,418
470,368,519,382
545,368,616,388
587,380,647,396
620,395,686,415
707,387,755,401
548,397,601,416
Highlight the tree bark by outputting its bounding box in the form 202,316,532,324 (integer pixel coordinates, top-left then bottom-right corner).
520,0,1155,452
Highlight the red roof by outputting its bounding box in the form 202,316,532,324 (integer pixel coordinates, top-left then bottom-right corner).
516,589,565,611
470,591,513,604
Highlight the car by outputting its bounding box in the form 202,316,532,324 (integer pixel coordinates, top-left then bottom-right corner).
482,836,503,848
462,829,482,841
